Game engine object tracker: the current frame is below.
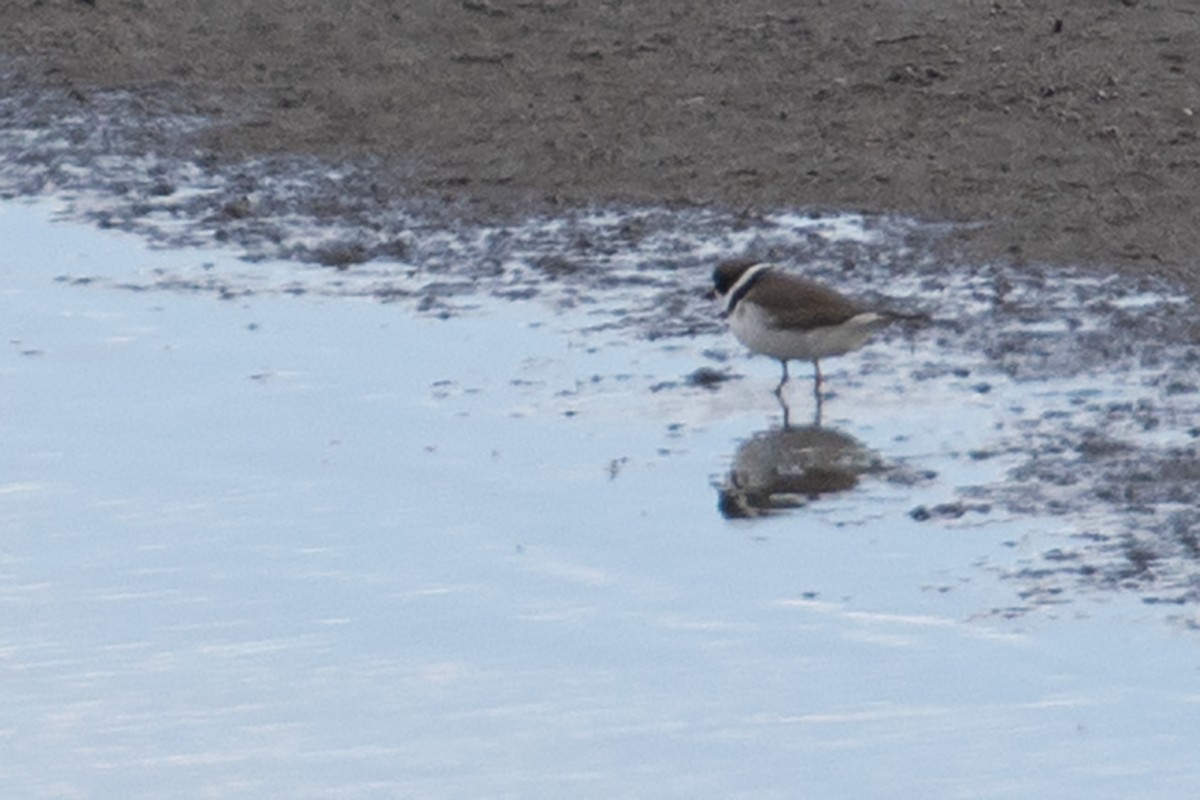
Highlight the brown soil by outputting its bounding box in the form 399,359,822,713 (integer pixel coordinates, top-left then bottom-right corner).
4,0,1200,285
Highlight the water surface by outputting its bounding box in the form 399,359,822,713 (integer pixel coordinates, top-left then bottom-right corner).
3,201,1199,799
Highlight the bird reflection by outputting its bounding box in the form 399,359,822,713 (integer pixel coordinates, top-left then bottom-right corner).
717,421,886,519
778,384,822,429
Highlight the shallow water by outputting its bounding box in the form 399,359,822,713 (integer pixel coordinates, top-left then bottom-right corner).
3,200,1200,799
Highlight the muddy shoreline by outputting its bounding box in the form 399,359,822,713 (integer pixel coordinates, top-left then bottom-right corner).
3,1,1200,622
4,1,1200,285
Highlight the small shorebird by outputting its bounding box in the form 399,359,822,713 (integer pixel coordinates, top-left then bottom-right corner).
712,258,914,406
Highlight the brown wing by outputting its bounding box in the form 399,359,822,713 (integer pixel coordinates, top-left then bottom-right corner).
751,271,867,330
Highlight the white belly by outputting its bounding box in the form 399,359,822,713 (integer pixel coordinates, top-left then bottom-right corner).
729,303,882,361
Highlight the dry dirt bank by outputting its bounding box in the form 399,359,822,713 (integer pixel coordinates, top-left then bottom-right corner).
3,1,1200,284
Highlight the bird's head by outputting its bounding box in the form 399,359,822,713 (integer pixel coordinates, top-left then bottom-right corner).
709,258,763,300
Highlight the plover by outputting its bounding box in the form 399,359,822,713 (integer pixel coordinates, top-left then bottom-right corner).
712,258,914,402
